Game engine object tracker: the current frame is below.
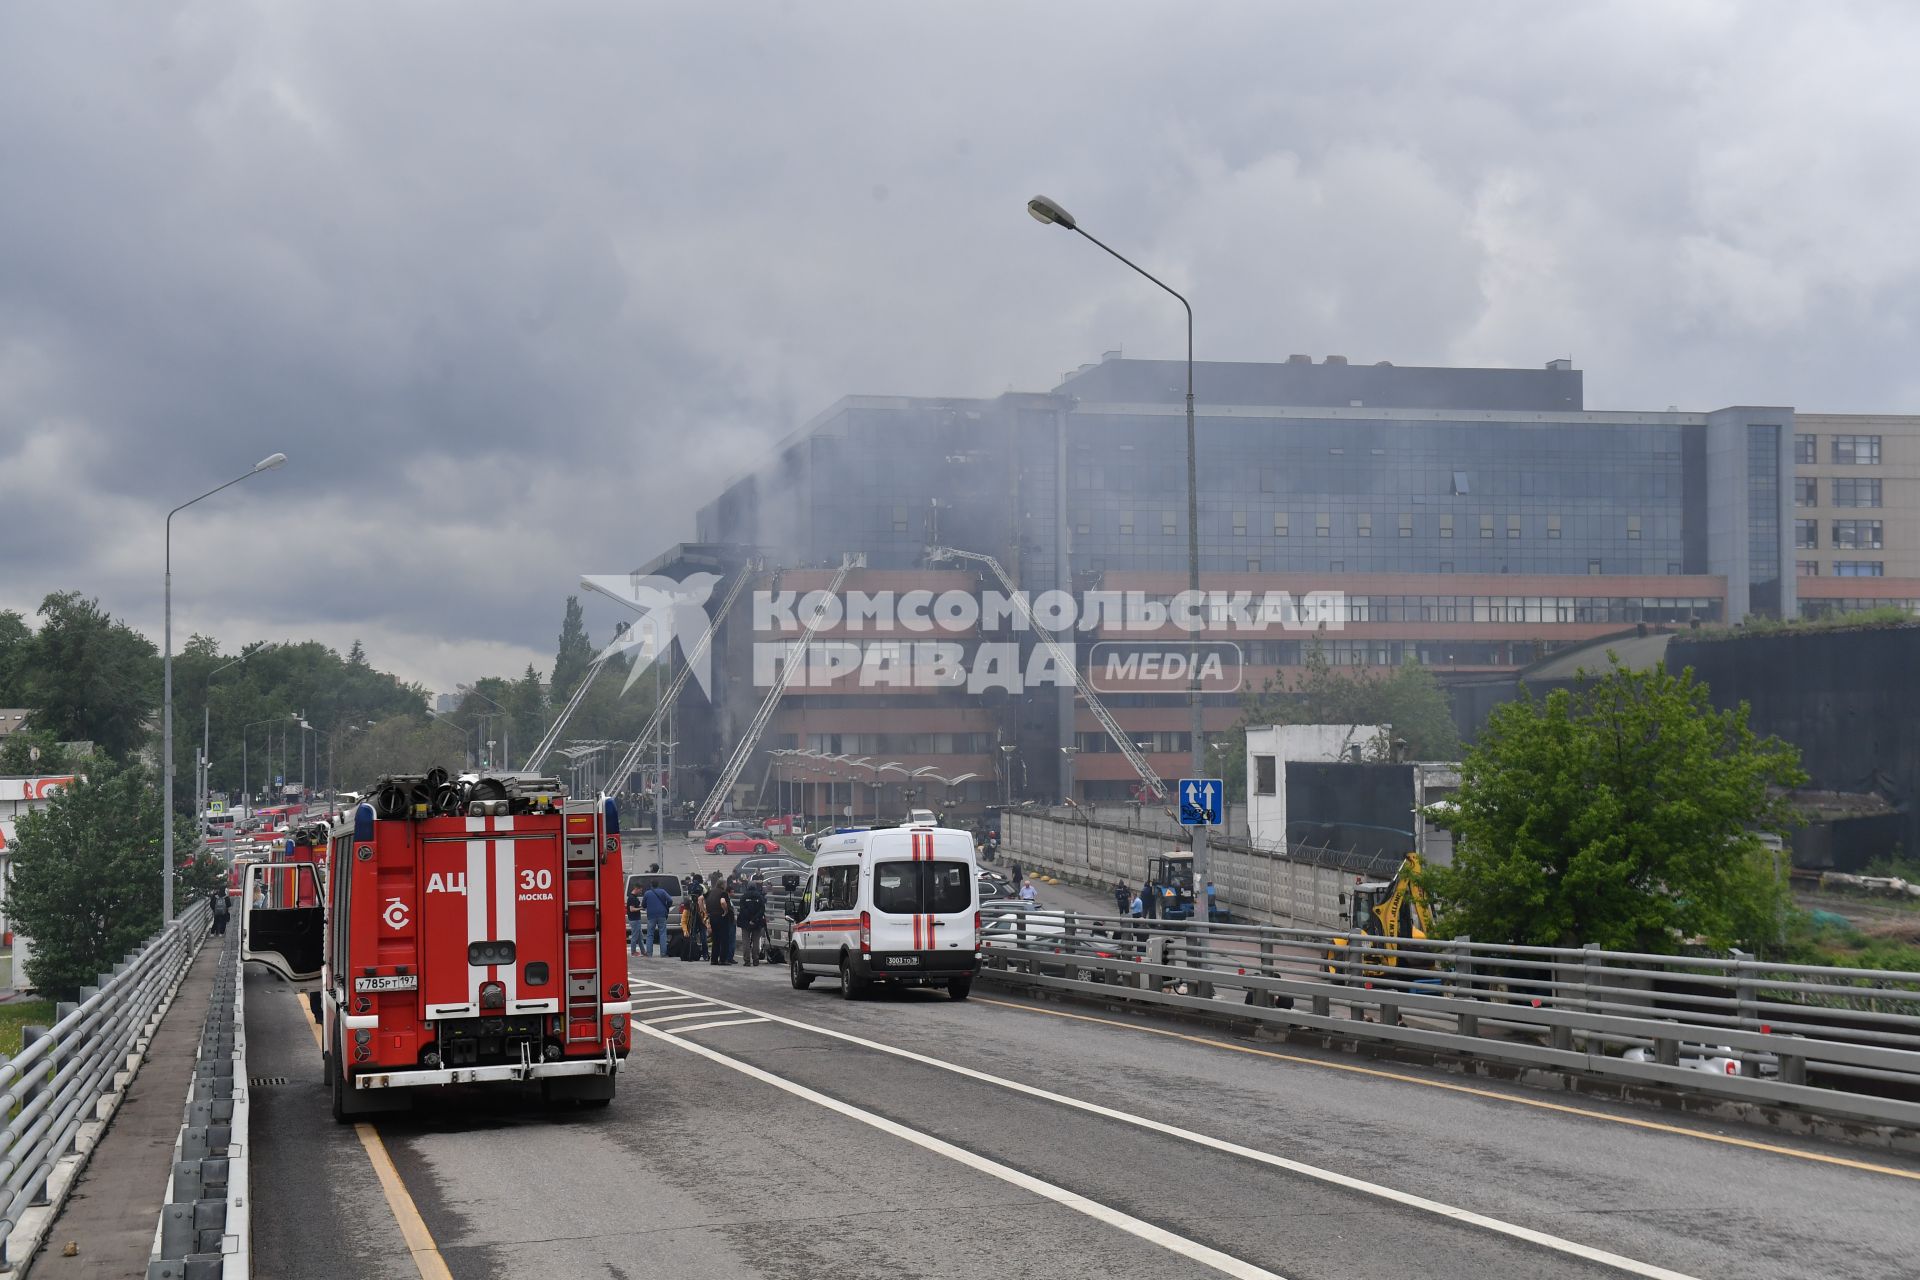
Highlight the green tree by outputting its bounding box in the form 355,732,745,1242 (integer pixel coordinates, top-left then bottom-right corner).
1427,657,1804,954
20,592,158,761
0,609,31,703
0,729,78,774
1219,650,1461,802
550,596,593,706
7,761,211,1000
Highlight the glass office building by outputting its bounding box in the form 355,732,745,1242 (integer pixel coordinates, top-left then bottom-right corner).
664,355,1794,807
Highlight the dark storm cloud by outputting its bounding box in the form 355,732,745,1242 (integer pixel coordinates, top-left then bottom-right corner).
2,1,1917,687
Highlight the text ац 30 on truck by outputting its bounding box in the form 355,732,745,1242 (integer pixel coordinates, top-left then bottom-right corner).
241,770,632,1121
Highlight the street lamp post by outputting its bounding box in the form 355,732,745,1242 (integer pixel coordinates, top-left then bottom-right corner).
999,744,1017,807
164,452,287,922
426,710,475,769
1026,194,1209,894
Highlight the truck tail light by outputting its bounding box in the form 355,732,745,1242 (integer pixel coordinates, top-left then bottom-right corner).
859,910,871,955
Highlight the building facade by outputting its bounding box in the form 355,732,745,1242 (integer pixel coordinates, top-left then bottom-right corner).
656,354,1805,812
1791,413,1920,617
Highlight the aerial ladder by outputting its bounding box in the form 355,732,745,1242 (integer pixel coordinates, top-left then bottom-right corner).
524,559,758,775
693,554,862,829
924,545,1169,803
594,558,762,791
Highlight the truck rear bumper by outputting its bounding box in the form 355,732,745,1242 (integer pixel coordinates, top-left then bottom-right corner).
353,1056,618,1090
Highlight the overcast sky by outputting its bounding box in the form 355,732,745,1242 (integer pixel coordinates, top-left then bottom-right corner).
3,2,1916,693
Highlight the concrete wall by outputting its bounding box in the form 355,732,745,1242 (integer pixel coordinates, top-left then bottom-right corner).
1004,810,1402,929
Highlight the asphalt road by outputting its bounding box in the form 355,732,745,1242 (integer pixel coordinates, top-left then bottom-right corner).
249,938,1920,1280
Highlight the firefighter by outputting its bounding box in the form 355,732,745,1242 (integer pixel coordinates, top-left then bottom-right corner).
738,879,768,966
682,884,709,963
706,876,734,965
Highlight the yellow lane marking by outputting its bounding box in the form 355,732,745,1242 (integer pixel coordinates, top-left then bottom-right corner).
355,1124,457,1280
974,995,1920,1183
299,996,457,1279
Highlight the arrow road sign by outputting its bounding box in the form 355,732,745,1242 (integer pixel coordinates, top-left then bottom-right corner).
1178,777,1223,826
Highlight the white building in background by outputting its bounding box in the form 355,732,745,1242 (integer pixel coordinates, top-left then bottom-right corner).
1244,725,1388,852
1243,726,1461,865
0,774,77,945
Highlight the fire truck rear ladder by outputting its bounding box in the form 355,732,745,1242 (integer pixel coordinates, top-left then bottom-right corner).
597,557,762,792
694,554,862,830
562,815,606,1045
924,545,1169,803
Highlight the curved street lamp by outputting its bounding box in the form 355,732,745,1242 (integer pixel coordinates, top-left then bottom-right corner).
1027,192,1206,885
164,452,287,921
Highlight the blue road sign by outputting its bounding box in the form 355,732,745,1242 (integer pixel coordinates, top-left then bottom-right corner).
1177,778,1223,826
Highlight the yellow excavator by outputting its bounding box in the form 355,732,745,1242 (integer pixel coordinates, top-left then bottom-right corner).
1325,853,1436,983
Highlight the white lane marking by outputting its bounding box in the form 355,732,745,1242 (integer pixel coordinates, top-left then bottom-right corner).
636,1021,1287,1280
643,1010,736,1025
665,1017,769,1034
637,981,1703,1280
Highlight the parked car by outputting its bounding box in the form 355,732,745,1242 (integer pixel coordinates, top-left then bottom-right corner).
705,832,780,855
978,911,1127,983
690,818,751,841
977,874,1018,904
624,872,686,941
735,854,810,884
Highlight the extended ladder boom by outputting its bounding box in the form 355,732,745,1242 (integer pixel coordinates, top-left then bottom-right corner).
926,545,1168,802
694,554,860,828
522,651,614,772
601,558,760,791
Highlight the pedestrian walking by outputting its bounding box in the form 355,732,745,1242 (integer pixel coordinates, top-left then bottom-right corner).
1140,880,1158,920
626,883,646,954
1112,878,1129,916
1018,879,1038,905
738,881,768,966
1008,859,1022,889
641,880,674,958
210,888,230,937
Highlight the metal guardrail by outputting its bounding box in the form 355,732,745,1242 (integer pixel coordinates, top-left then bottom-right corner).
148,923,247,1279
0,901,212,1272
976,908,1920,1131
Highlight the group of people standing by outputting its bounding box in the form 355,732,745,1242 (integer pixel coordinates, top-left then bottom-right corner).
625,866,769,966
1114,876,1159,919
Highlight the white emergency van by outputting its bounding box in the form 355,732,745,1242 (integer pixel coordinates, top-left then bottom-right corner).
788,824,980,1000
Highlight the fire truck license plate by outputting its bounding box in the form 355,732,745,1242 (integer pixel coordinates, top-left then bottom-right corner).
354,975,419,993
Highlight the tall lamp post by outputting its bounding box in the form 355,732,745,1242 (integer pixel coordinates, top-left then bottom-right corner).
1026,193,1209,894
164,452,287,922
199,654,247,824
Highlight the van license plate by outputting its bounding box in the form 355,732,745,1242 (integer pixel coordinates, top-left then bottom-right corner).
355,975,419,993
886,956,920,966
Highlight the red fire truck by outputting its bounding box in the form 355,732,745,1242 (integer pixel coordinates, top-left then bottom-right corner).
242,771,630,1120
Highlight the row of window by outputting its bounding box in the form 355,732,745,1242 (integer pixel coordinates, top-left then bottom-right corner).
1795,477,1882,508
1078,511,1655,540
1796,433,1883,465
1799,598,1919,617
1794,519,1885,550
801,733,997,756
1796,561,1889,578
1327,594,1721,625
1181,558,1686,576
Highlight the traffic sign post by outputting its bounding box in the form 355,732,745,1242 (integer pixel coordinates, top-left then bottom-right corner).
1177,778,1223,827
